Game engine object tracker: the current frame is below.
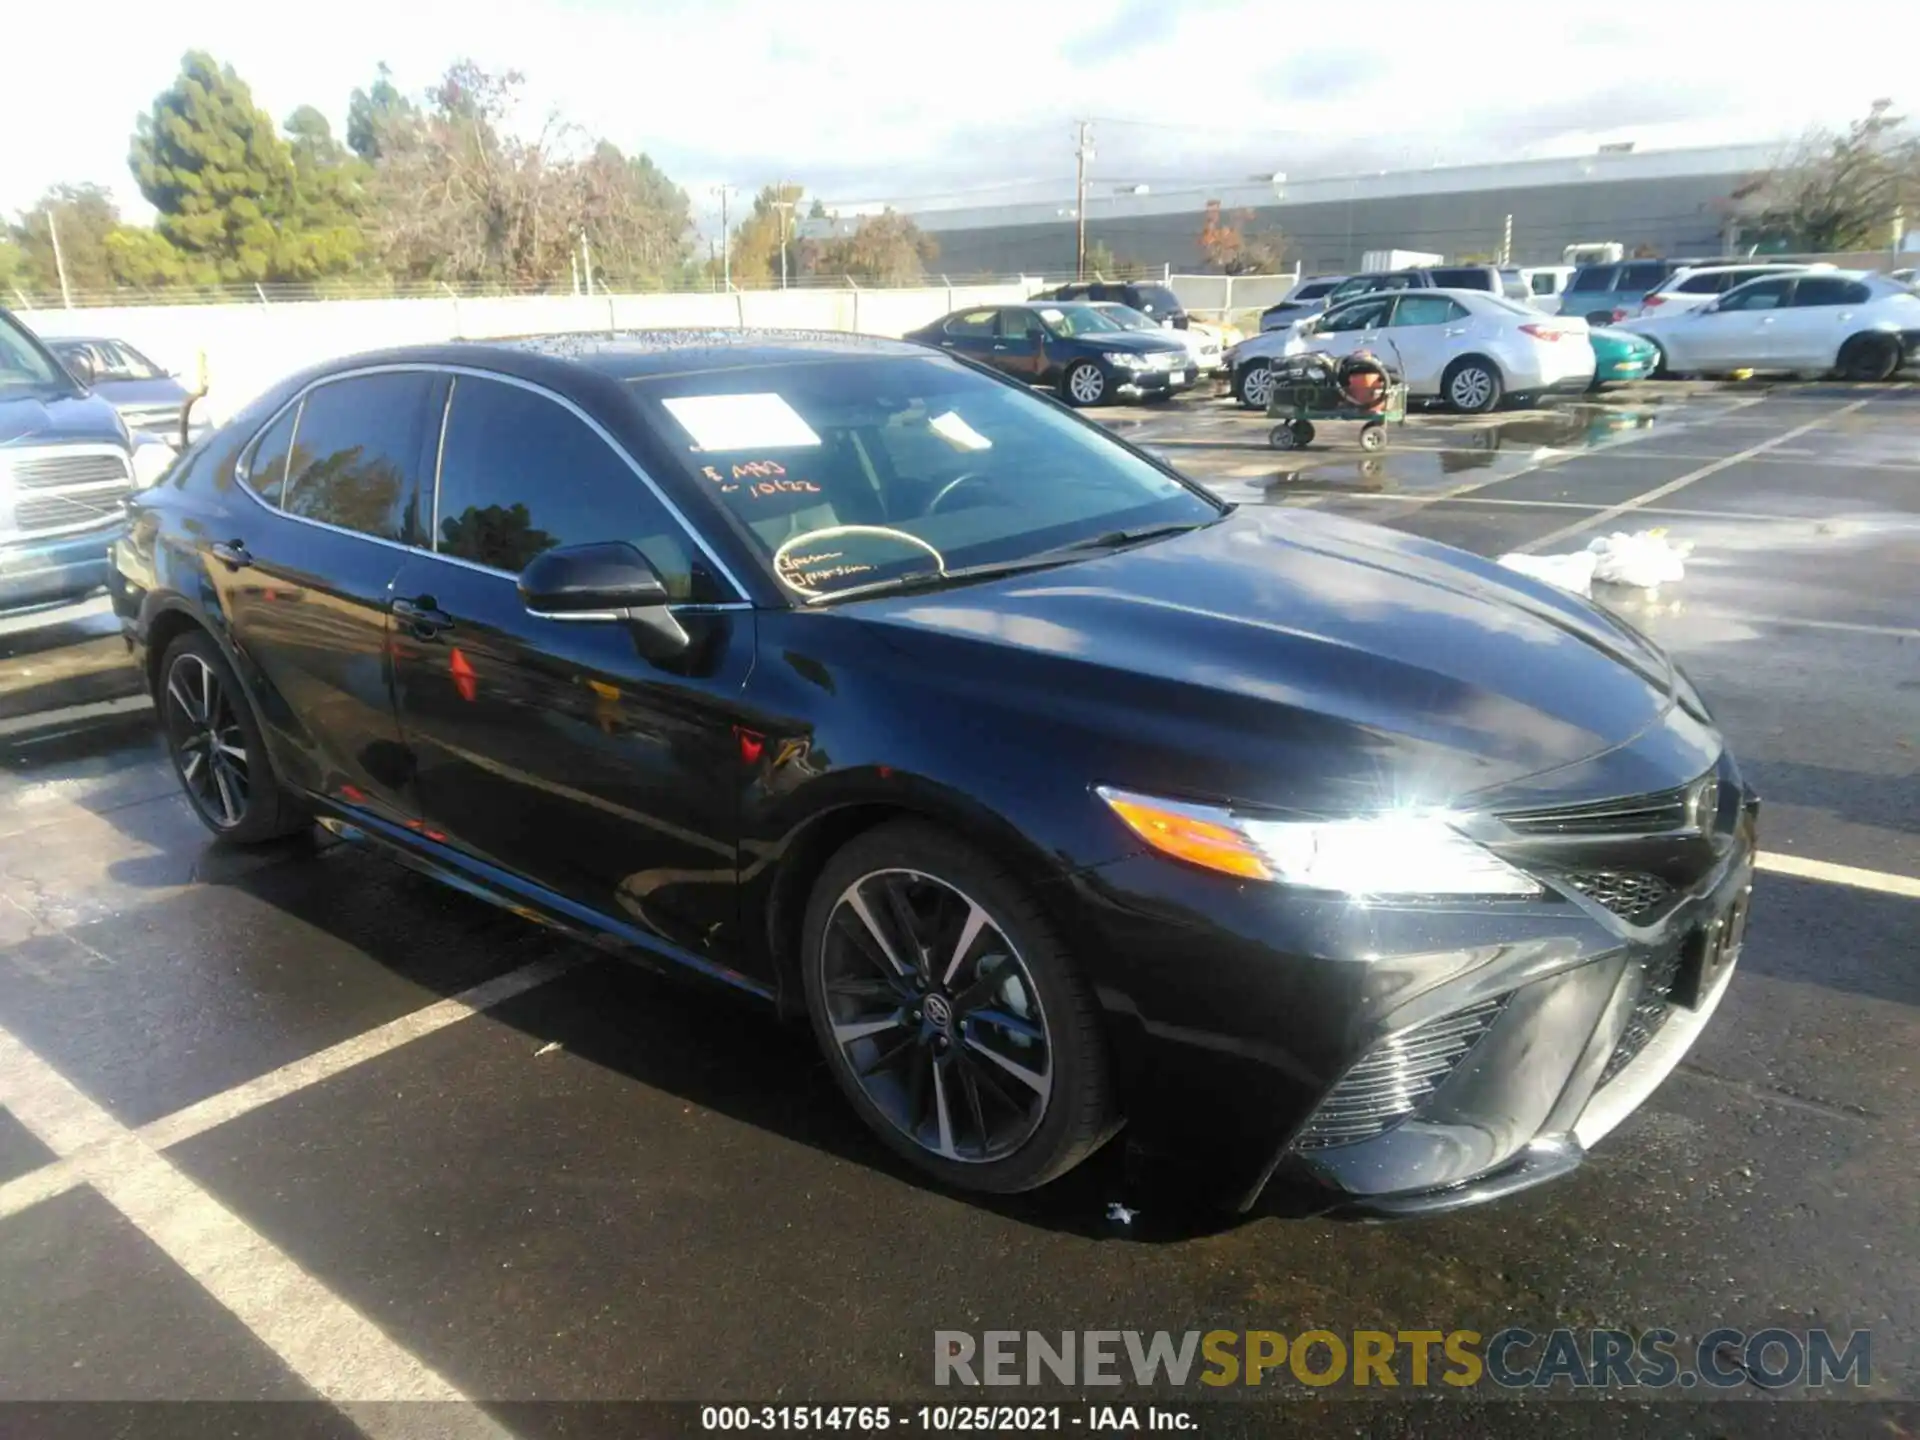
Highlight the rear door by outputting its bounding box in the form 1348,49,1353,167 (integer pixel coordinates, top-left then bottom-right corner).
218,370,440,822
388,372,757,965
1771,276,1874,368
1380,293,1471,390
933,309,999,363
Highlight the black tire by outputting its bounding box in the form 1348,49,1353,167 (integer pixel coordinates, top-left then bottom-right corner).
1442,357,1504,414
1646,340,1672,380
1836,332,1901,383
156,629,309,844
1268,422,1297,450
1234,361,1275,410
1293,420,1316,447
801,820,1113,1194
1062,360,1108,407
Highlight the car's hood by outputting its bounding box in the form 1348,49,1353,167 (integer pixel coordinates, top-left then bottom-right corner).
1069,330,1188,355
862,508,1693,813
91,376,191,408
0,389,129,449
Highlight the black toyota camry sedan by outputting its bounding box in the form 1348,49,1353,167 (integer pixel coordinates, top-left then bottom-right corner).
109,330,1756,1214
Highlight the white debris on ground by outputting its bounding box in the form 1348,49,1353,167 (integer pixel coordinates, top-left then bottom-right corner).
1500,529,1692,597
1106,1202,1140,1226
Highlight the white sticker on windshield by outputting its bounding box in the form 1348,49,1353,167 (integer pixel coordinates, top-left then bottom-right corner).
1039,309,1065,324
928,410,993,452
661,393,822,451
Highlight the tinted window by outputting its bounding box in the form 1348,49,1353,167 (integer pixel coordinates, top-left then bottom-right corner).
944,310,996,338
1567,266,1618,293
1321,298,1391,331
1428,267,1493,290
242,402,299,507
1530,272,1560,295
1392,295,1467,326
1295,280,1339,300
1717,278,1794,312
1619,262,1669,292
434,375,704,599
282,373,434,542
1675,272,1729,294
1790,278,1872,307
999,309,1041,339
1131,285,1183,317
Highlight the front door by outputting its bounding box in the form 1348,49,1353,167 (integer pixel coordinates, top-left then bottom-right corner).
216,370,441,823
993,308,1047,383
1683,276,1794,368
1302,295,1395,365
389,373,758,970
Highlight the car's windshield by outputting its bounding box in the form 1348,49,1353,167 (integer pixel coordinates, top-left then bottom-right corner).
1035,304,1124,337
0,313,71,394
1094,305,1157,332
630,353,1221,602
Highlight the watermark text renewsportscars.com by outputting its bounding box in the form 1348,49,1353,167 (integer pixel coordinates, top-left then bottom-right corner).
934,1327,1872,1391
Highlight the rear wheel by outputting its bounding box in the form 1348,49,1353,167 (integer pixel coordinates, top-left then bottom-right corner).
157,631,308,843
801,821,1112,1194
1063,361,1108,407
1358,422,1386,452
1443,357,1503,414
1235,361,1275,410
1836,332,1901,382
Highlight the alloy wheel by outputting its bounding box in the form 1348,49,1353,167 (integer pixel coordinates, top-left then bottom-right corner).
1067,363,1106,405
1449,365,1495,411
819,868,1052,1163
1242,364,1275,409
163,652,251,829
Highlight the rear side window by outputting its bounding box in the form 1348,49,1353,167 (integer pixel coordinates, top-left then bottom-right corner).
1393,295,1468,326
1131,286,1183,317
1674,272,1729,294
433,375,704,600
1619,262,1669,292
1568,266,1618,293
1428,267,1493,290
944,310,996,338
282,373,436,542
1790,278,1872,306
241,402,299,507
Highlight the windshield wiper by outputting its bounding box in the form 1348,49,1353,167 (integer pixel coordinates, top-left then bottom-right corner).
803,553,1082,606
1049,519,1213,554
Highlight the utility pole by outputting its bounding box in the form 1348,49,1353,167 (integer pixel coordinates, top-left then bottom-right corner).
47,210,72,309
712,184,735,291
773,187,797,290
580,232,595,294
1074,120,1093,281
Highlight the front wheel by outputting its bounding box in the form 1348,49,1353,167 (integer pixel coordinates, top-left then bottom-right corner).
1443,358,1504,414
1235,361,1275,410
1063,361,1108,407
802,821,1113,1194
1359,422,1386,452
157,630,309,843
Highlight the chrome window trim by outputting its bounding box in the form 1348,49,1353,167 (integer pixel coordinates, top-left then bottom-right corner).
226,362,751,605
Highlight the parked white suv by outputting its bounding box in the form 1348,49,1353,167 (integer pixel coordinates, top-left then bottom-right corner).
1226,290,1593,413
1621,263,1828,321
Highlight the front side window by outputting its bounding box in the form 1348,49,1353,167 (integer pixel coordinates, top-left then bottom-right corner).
434,375,706,599
1716,278,1794,312
282,372,436,542
998,309,1041,339
631,354,1220,602
1320,298,1390,332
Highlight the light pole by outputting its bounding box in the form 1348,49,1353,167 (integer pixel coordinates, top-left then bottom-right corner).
773,193,797,289
711,184,736,291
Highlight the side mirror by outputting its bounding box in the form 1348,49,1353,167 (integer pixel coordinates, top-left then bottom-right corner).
64,351,96,386
518,541,688,658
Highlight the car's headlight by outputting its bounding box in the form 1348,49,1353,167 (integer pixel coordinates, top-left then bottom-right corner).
131,438,175,489
1103,351,1151,369
1097,787,1540,896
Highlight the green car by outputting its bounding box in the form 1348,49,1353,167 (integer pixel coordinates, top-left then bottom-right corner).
1589,326,1659,386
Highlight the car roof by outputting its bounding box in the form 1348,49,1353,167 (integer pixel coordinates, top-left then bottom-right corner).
314,329,928,381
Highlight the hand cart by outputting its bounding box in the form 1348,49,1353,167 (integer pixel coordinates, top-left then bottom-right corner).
1265,377,1408,452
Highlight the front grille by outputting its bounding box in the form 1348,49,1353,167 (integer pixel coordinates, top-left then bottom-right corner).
1562,870,1675,923
1294,995,1509,1151
8,450,131,491
2,445,134,540
1498,786,1690,836
1598,948,1681,1085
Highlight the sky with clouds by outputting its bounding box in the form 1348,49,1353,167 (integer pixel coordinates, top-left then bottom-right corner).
7,0,1917,231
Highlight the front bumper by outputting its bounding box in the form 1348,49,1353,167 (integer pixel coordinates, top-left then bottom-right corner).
1,525,120,620
1059,767,1757,1214
1112,363,1195,398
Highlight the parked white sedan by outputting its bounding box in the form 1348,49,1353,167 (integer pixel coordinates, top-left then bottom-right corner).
1619,271,1920,381
1224,290,1593,413
1087,302,1226,373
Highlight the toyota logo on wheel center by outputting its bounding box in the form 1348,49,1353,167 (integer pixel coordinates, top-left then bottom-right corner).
922,993,954,1032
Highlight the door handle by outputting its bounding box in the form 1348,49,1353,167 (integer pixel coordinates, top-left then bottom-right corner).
210,540,251,571
992,344,1008,350
391,596,454,637
940,340,955,347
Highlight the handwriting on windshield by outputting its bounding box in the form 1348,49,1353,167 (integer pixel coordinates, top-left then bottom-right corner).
777,549,875,588
701,461,823,501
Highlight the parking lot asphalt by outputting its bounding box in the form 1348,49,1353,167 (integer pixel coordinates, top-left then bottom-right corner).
0,380,1915,1436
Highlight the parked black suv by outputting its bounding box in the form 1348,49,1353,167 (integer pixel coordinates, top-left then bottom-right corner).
1031,281,1188,330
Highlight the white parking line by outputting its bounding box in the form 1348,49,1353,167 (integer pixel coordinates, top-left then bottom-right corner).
1516,398,1876,553
0,1024,512,1433
1756,852,1920,900
0,693,152,741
